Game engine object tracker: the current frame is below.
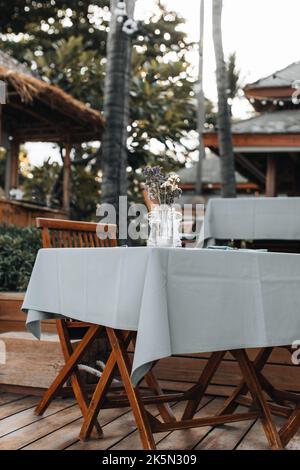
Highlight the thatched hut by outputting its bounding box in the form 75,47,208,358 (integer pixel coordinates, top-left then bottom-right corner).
0,50,104,224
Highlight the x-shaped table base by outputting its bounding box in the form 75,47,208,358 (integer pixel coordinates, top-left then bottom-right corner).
79,328,283,450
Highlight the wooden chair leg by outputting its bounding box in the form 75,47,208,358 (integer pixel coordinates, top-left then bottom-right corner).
233,349,283,450
35,324,100,416
182,351,225,420
105,328,156,450
56,320,103,437
80,330,175,440
218,347,274,416
80,331,138,440
144,371,176,423
79,344,119,440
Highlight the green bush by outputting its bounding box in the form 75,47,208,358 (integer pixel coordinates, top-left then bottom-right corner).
0,225,41,292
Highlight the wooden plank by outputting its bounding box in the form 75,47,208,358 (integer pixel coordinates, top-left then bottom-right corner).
0,292,56,334
154,356,300,392
0,396,39,420
0,402,79,449
286,429,300,450
23,407,130,450
0,199,66,227
236,415,285,450
67,404,159,450
0,293,25,301
0,393,27,406
0,384,54,396
0,398,74,439
0,320,56,334
0,332,66,388
195,405,255,450
174,348,294,365
111,397,212,451
156,398,223,450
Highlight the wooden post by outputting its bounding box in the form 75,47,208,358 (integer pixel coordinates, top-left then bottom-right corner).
195,0,205,195
63,143,72,215
10,140,20,189
5,140,20,196
265,155,277,197
0,81,6,146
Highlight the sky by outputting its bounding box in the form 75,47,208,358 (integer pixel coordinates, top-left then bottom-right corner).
26,0,300,165
136,0,300,105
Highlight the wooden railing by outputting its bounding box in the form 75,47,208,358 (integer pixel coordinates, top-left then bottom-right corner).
0,198,66,227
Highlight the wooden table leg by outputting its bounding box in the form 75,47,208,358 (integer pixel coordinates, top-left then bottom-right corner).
233,349,283,450
218,347,274,416
35,324,100,416
80,328,156,449
279,401,300,447
182,351,225,420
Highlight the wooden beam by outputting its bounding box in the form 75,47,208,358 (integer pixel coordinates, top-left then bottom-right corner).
265,155,277,197
63,142,72,214
204,133,300,148
5,140,20,195
244,86,294,99
180,182,259,191
235,154,266,184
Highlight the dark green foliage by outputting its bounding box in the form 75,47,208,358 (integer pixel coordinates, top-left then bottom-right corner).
227,52,241,101
70,163,100,220
22,157,61,207
22,157,100,221
0,225,41,292
0,1,110,59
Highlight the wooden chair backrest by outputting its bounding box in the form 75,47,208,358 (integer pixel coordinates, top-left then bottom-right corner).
143,188,156,212
36,218,118,249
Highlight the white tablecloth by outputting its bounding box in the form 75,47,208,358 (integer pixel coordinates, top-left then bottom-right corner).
203,197,300,243
23,247,300,385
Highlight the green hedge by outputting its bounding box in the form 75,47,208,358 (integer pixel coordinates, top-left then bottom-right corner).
0,225,41,292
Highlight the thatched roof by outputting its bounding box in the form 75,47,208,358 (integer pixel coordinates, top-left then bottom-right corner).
0,50,34,77
0,50,104,143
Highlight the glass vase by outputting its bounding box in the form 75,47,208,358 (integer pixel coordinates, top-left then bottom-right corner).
147,205,182,248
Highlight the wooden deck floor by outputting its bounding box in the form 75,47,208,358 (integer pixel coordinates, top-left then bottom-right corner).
1,391,300,450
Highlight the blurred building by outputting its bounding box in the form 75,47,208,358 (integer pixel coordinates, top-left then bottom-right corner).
203,62,300,197
178,151,259,205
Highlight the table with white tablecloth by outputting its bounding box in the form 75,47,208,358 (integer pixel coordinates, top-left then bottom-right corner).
23,246,300,386
200,197,300,245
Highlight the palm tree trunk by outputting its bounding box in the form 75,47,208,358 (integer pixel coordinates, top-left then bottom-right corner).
212,0,236,198
195,0,205,196
101,0,136,209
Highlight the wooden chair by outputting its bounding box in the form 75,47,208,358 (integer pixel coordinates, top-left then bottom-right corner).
34,218,117,436
36,217,118,339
